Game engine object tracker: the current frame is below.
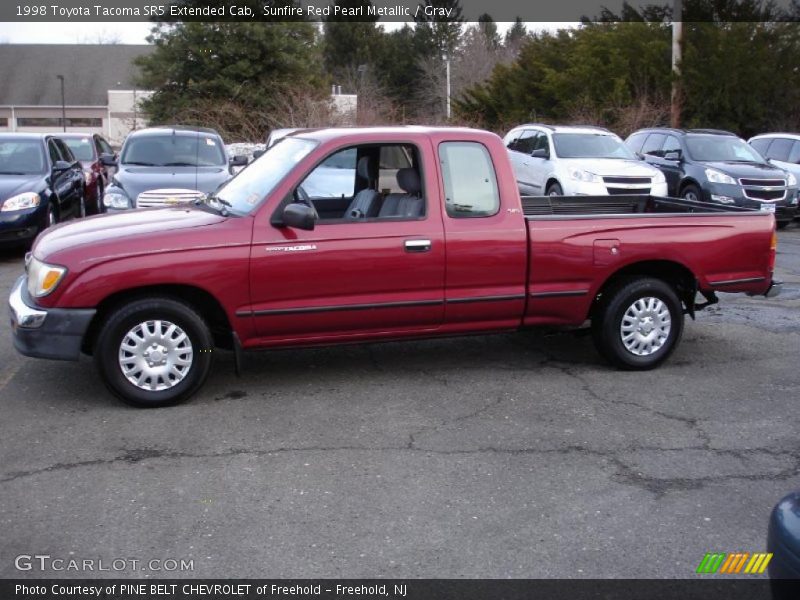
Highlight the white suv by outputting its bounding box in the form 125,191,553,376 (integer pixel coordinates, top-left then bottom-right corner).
503,124,668,197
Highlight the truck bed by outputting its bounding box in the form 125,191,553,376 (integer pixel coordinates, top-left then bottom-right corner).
522,194,757,218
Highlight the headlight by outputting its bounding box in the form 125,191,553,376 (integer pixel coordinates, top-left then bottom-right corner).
786,172,797,187
651,170,666,184
569,168,601,183
1,192,41,212
103,190,130,209
26,256,67,298
705,168,736,185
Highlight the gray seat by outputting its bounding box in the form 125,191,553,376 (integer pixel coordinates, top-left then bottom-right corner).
378,168,424,218
344,157,381,220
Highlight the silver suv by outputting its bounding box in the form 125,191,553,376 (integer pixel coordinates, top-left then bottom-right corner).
503,124,668,197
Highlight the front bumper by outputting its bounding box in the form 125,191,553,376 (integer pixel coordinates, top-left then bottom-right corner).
0,207,43,246
8,275,95,361
703,184,798,222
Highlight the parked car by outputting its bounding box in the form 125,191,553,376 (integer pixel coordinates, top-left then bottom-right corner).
56,132,117,215
768,490,800,583
102,126,247,210
626,128,798,228
749,133,800,220
10,127,780,407
0,133,86,247
503,124,668,197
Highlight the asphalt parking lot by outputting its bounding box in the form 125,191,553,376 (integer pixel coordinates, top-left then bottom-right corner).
1,226,799,580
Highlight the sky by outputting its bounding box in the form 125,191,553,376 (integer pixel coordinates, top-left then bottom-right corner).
0,21,574,44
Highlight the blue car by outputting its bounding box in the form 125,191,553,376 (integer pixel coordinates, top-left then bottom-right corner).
768,491,800,582
0,133,86,248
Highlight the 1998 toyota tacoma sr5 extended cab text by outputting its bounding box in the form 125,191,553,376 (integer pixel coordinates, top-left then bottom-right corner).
8,127,782,407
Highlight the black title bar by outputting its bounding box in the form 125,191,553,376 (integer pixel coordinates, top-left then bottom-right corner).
2,0,800,23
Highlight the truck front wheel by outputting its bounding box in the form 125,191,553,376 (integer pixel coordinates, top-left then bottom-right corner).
592,277,684,370
94,297,214,407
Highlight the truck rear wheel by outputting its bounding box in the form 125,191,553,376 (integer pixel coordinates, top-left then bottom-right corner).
94,297,213,407
592,277,684,370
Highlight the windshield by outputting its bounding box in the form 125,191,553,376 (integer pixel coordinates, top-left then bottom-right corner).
121,133,226,167
0,139,46,174
552,133,637,159
685,135,765,163
215,137,317,214
62,137,95,162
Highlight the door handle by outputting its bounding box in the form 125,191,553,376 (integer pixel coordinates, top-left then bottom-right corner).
405,239,431,253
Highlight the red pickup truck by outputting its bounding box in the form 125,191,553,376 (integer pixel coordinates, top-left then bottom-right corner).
9,127,781,407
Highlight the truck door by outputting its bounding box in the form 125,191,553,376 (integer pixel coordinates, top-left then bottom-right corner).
438,140,528,330
248,141,446,341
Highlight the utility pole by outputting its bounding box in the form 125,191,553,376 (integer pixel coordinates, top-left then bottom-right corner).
56,75,66,132
443,52,451,121
671,0,683,128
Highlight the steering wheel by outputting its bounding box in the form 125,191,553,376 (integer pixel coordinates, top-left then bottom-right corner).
295,185,312,207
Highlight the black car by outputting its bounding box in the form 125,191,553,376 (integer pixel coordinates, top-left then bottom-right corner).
626,128,798,228
102,126,247,210
56,133,117,215
0,133,86,248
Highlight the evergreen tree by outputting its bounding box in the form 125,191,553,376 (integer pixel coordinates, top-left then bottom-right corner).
323,0,381,86
413,0,464,58
477,13,500,50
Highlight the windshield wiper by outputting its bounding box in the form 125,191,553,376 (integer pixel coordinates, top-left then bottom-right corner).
123,161,157,166
0,171,27,175
194,193,233,216
162,162,198,167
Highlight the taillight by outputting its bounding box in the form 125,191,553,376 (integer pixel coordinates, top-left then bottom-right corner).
769,230,777,272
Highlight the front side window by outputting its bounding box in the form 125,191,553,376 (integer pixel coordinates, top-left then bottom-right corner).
47,140,62,164
765,138,793,162
641,133,667,157
54,139,75,163
439,141,500,218
293,143,424,223
121,134,226,167
302,147,357,198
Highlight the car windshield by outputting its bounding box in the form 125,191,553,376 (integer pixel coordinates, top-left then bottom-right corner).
120,133,226,167
62,137,95,162
215,137,317,214
552,133,637,159
0,139,46,174
685,135,765,163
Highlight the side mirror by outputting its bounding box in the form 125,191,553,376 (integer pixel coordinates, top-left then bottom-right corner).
52,160,72,172
229,154,248,167
252,149,266,160
282,202,317,231
531,148,549,159
664,150,682,162
99,153,117,167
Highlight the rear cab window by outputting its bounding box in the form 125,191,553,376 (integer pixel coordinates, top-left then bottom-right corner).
439,141,500,218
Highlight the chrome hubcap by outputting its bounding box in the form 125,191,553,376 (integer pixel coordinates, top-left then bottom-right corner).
620,297,671,356
118,320,193,391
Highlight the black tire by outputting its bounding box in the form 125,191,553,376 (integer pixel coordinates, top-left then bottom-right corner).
78,188,86,219
94,181,104,215
592,277,684,370
93,297,214,407
44,202,58,229
681,184,703,203
777,221,789,230
546,182,564,197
